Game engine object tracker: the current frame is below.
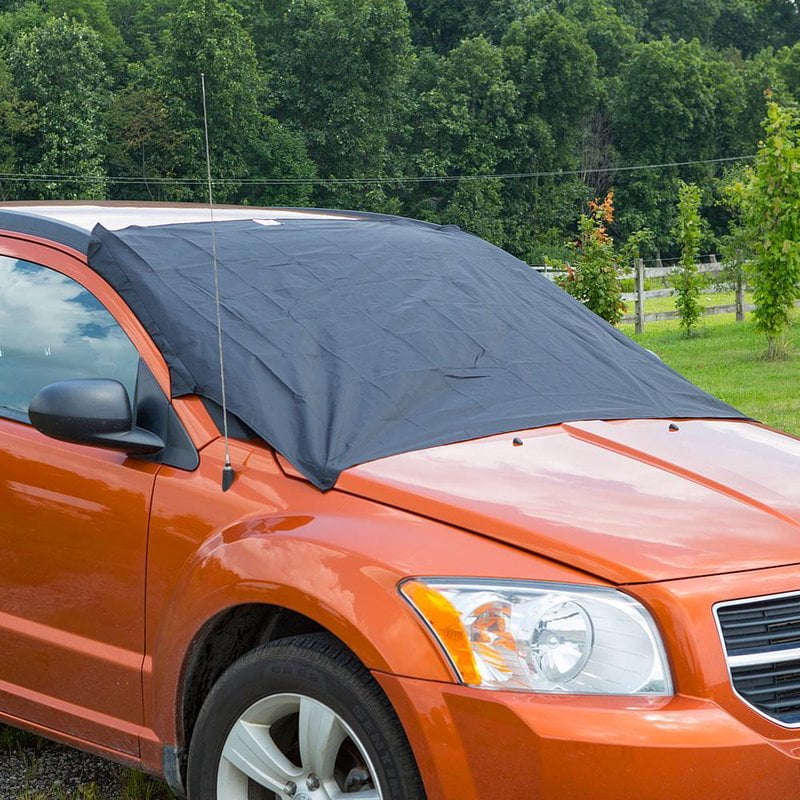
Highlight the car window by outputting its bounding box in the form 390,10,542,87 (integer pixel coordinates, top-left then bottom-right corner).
0,256,140,420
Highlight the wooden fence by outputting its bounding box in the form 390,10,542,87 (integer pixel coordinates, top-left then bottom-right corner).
535,255,747,333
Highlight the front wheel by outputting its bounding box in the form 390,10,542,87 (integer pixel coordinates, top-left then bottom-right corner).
186,633,426,800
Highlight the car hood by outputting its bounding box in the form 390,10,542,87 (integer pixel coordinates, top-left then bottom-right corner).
335,419,800,584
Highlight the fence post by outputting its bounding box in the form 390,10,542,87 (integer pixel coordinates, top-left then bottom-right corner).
655,251,667,287
736,277,745,323
635,257,645,334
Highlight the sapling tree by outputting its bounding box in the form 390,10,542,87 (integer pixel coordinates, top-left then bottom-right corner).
671,181,706,336
736,96,800,358
620,227,653,266
717,173,752,301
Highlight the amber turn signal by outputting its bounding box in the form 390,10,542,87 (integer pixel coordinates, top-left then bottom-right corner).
400,579,483,685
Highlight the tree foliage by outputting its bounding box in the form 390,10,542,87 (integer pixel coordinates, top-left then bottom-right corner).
0,56,35,198
407,35,516,240
554,0,637,78
500,11,601,261
108,0,180,59
103,85,188,200
268,0,412,209
152,0,314,204
717,170,752,293
551,192,625,324
671,182,706,335
0,0,795,266
46,0,127,62
611,38,743,248
8,16,110,199
407,0,528,51
735,97,800,358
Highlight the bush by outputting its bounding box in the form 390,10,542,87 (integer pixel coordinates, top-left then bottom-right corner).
549,192,625,324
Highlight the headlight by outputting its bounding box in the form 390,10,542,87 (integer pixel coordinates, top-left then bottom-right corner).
401,578,672,695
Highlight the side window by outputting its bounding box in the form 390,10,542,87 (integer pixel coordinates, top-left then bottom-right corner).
0,256,140,420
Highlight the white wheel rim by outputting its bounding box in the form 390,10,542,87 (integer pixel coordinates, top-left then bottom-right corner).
217,692,384,800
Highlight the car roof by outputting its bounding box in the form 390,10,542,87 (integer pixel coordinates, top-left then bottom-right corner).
0,201,358,254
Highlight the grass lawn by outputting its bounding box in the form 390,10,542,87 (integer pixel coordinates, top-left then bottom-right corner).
631,289,751,315
621,310,800,436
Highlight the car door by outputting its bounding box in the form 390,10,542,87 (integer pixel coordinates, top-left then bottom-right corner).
0,238,160,756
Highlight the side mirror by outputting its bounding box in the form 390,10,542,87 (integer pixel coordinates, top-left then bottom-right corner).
28,379,164,456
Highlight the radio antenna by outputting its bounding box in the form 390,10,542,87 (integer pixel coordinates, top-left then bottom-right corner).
201,72,235,492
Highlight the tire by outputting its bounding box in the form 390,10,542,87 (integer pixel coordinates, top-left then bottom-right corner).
186,633,427,800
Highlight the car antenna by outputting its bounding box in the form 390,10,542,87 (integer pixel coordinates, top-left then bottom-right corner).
201,72,235,492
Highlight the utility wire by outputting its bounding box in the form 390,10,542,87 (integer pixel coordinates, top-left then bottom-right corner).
0,154,756,187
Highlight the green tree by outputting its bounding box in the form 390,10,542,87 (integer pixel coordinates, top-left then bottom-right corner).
712,0,771,55
407,0,528,51
406,36,517,242
411,37,517,177
0,57,36,199
774,41,800,99
552,0,637,78
640,0,723,42
736,97,800,358
107,0,180,60
551,192,625,324
45,0,126,65
8,16,109,199
717,172,752,299
671,182,706,335
442,181,506,245
0,1,47,52
500,11,600,261
155,0,314,204
268,0,413,210
228,0,289,65
713,1,800,54
611,38,744,249
607,0,648,29
503,13,600,163
0,0,796,235
104,84,189,200
735,48,785,153
766,1,800,48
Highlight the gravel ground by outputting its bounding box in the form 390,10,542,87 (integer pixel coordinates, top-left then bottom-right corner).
0,744,121,799
0,728,171,800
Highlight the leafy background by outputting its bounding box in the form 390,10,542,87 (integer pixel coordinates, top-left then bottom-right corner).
0,0,799,263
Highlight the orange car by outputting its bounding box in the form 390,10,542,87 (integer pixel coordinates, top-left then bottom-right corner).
2,202,800,800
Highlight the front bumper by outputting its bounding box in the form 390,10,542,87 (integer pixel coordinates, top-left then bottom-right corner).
376,672,800,800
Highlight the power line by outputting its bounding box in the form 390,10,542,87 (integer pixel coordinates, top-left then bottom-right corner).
0,154,756,187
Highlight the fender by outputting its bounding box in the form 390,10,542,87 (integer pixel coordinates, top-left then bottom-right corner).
144,523,458,740
139,439,602,770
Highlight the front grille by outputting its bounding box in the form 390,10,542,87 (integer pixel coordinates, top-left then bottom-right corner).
718,595,800,655
729,659,800,724
716,592,800,726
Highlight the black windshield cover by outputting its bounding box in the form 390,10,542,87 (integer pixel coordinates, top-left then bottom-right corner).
88,216,745,489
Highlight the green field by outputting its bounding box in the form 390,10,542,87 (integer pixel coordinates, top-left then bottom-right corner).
627,289,751,316
621,308,800,436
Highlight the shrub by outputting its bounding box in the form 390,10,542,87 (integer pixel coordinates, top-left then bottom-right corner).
550,192,625,324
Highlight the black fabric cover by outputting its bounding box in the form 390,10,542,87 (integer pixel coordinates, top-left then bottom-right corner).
87,216,746,489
